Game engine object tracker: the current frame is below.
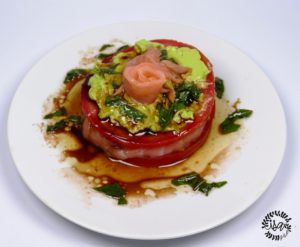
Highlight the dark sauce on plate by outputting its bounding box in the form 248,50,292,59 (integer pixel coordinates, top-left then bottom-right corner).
43,77,237,206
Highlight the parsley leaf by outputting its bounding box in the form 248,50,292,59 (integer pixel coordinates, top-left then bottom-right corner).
157,103,174,129
158,83,200,129
97,53,114,59
215,77,225,99
116,45,130,52
99,44,114,52
94,183,127,205
46,115,82,132
220,109,253,134
64,69,88,84
44,107,67,119
93,64,119,75
160,49,168,60
171,172,227,196
175,83,200,105
105,96,146,122
160,49,178,64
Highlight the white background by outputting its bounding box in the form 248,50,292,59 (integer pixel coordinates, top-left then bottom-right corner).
0,0,299,246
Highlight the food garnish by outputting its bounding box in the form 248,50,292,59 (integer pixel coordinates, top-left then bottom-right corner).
99,43,114,52
157,82,200,129
171,172,227,196
215,77,225,99
63,68,88,84
46,115,82,132
94,183,127,205
105,95,146,122
220,109,253,134
116,44,129,52
44,107,67,119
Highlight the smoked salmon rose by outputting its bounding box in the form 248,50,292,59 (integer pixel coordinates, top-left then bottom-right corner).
123,62,167,104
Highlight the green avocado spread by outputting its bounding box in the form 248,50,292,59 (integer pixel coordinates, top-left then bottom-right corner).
134,39,209,82
88,39,210,134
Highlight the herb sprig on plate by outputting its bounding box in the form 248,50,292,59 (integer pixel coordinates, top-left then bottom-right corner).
172,172,227,196
220,109,253,134
94,183,127,205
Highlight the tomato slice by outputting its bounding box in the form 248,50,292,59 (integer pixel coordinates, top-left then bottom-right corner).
80,39,215,166
124,105,215,166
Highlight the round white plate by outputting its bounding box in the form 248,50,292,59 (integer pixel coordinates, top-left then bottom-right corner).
7,22,286,240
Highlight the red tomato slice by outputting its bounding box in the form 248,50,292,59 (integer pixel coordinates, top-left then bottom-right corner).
125,106,215,166
81,39,215,167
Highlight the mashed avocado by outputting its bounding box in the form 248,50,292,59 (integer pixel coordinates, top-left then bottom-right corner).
134,39,164,53
89,73,163,133
112,51,136,73
88,39,210,134
166,46,209,82
135,39,210,82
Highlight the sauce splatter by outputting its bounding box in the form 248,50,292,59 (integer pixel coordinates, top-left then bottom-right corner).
43,77,238,207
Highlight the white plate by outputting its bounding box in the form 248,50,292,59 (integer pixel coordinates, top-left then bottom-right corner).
7,22,286,240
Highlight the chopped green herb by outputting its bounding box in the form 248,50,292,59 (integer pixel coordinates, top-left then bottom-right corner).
160,49,178,64
46,120,66,132
112,81,121,89
94,183,127,205
160,49,168,60
171,172,227,196
46,115,82,132
99,65,118,74
220,109,253,134
44,107,66,119
94,64,119,75
98,44,130,59
169,58,178,64
99,44,114,52
105,96,146,122
94,183,124,197
64,68,87,84
67,115,82,124
215,77,225,99
158,83,200,129
157,103,174,129
172,172,199,186
117,196,128,205
175,83,201,106
116,45,130,52
97,53,114,59
105,95,122,105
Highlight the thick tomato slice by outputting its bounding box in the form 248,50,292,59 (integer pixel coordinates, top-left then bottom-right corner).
125,106,215,166
80,39,215,166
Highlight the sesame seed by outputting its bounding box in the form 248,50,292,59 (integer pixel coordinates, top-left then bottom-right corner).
87,176,94,182
144,189,156,197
